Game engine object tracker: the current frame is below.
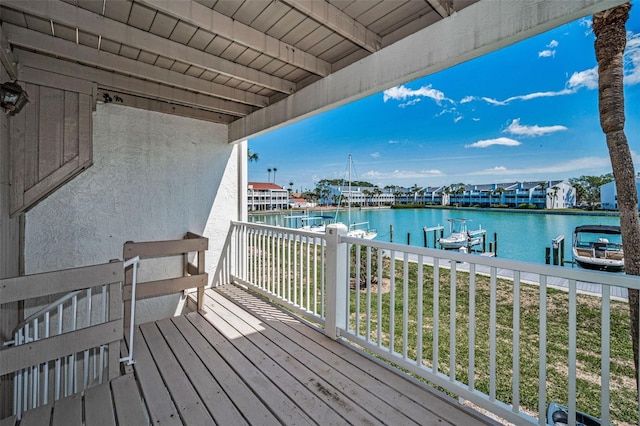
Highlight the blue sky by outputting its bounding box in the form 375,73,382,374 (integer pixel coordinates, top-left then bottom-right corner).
249,6,640,193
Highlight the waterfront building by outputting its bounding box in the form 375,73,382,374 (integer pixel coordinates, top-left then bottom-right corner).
314,180,575,209
600,178,640,210
269,179,575,210
289,197,316,209
247,182,289,211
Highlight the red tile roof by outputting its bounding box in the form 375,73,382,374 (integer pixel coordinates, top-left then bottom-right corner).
248,182,286,190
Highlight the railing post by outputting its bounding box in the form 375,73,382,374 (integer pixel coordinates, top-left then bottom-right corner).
325,223,348,340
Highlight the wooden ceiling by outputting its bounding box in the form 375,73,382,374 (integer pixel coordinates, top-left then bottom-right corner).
0,1,626,143
0,0,478,125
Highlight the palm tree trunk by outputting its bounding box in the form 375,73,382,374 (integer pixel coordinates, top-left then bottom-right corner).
593,2,639,391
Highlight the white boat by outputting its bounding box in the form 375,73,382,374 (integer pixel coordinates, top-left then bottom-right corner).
283,214,334,234
348,222,377,240
572,225,624,272
339,155,377,240
438,218,482,250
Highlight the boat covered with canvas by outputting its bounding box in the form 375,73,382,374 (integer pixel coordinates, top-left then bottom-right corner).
546,402,609,426
572,225,624,272
283,213,335,234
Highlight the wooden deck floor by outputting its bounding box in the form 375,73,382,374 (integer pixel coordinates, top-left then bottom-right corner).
3,285,498,425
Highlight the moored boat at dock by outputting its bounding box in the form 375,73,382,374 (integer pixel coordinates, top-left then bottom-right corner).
572,225,624,272
438,218,483,250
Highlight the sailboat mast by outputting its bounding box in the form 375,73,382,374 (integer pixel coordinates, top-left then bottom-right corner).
348,154,352,227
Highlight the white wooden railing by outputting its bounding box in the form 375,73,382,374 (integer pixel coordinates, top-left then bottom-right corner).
0,261,129,419
231,221,640,426
231,221,327,324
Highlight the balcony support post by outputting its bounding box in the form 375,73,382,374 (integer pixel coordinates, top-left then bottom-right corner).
325,223,348,340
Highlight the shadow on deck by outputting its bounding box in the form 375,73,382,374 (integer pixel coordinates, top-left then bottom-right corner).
3,285,499,425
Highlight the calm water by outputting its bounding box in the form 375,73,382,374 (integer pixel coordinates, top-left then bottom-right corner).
250,208,621,265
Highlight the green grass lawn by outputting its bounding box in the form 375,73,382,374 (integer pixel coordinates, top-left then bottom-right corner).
347,252,637,425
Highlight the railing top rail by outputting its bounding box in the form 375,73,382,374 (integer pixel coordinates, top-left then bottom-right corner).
124,234,208,259
231,220,328,239
0,260,124,305
340,234,640,290
233,220,640,289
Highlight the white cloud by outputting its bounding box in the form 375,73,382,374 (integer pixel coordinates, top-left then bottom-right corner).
481,97,507,106
460,96,475,104
547,40,559,48
383,84,452,105
538,50,556,58
625,32,640,85
388,140,399,144
472,118,480,122
465,137,521,148
399,98,421,108
362,169,443,180
370,152,381,159
503,118,568,137
580,17,593,35
567,67,598,90
470,156,611,176
454,116,463,124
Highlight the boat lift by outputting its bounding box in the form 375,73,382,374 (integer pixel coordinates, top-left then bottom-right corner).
421,224,497,256
545,235,566,266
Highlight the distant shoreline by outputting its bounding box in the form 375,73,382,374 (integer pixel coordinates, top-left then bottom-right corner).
249,205,620,217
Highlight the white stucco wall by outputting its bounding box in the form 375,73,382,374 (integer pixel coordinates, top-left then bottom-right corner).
24,103,238,322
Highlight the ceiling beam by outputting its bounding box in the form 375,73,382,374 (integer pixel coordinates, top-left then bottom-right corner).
17,53,254,117
94,88,236,124
425,0,452,18
279,0,381,53
3,0,296,94
137,0,331,77
4,24,268,108
229,0,627,143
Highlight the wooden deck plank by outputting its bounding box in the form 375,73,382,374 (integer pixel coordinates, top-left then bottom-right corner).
203,291,414,425
17,404,50,426
170,315,281,426
110,374,149,426
138,322,215,425
185,313,318,426
84,381,116,426
131,329,182,426
208,289,440,425
154,317,249,426
51,393,82,426
216,285,498,426
194,305,362,425
0,416,16,426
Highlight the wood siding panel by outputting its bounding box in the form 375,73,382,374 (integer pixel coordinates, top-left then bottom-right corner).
63,91,79,162
23,84,38,191
9,71,93,216
78,93,92,166
38,86,64,180
9,101,26,212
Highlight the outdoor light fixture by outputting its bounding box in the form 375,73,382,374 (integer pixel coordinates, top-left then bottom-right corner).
0,81,29,115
